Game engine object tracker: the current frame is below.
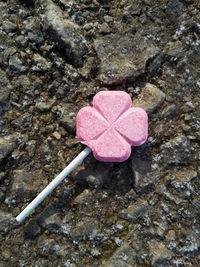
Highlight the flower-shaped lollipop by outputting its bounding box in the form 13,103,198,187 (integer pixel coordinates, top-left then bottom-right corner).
16,91,148,222
77,91,148,162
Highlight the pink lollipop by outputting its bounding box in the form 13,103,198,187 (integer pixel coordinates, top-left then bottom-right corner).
16,90,148,222
77,91,148,162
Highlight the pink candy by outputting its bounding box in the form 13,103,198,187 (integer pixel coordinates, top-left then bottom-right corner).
76,91,148,162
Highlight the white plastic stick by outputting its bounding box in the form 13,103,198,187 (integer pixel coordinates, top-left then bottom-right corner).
16,147,91,223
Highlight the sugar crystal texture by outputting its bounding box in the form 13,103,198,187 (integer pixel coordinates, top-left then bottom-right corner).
77,91,148,162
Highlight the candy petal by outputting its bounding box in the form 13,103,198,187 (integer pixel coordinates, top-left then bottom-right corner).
90,128,131,162
114,107,148,146
77,107,109,141
93,91,132,123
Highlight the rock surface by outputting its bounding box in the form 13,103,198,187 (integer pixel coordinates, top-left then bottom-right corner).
132,83,165,114
38,0,88,66
94,34,159,85
6,169,48,205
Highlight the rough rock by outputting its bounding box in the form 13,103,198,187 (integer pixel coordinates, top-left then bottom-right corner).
2,20,17,33
32,53,52,72
94,33,159,85
0,210,13,233
131,146,161,194
6,169,47,205
40,213,62,233
148,240,173,266
11,113,32,129
0,138,15,164
35,100,55,112
9,53,27,72
161,135,191,166
102,243,137,267
164,41,184,60
69,217,100,240
39,0,88,66
170,169,197,191
160,104,177,119
132,83,165,114
0,69,11,113
120,199,148,222
58,104,76,134
24,16,44,44
74,163,112,188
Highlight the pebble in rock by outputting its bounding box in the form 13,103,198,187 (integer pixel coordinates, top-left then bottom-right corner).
94,34,159,85
132,83,165,115
38,0,88,66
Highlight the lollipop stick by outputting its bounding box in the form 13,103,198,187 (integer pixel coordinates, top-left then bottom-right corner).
16,147,91,223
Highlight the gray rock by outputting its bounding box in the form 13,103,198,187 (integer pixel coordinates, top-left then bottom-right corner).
161,104,177,119
102,243,137,267
0,69,11,113
165,0,185,21
73,189,93,205
69,217,99,240
132,83,165,114
58,104,76,134
148,240,173,266
120,199,148,222
32,53,52,72
161,135,191,166
145,221,168,238
164,41,184,60
79,57,96,79
131,147,161,194
74,163,111,188
2,20,17,33
35,100,55,112
94,33,159,85
0,172,6,181
100,22,111,33
9,53,27,72
176,228,200,255
40,213,62,233
39,0,88,66
170,169,197,191
24,16,44,44
11,113,32,129
0,189,5,202
15,35,28,48
6,169,48,205
0,138,15,164
0,210,13,233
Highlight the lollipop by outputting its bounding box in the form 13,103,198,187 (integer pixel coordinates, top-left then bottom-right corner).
16,91,148,222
